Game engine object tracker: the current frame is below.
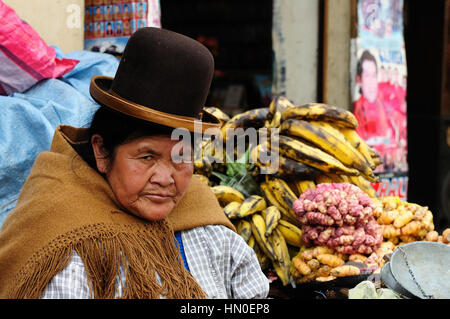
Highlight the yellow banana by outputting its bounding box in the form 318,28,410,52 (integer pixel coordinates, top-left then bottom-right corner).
235,219,252,242
347,175,378,198
222,201,242,219
260,183,295,221
261,206,282,237
280,119,374,178
281,103,358,129
265,178,298,219
252,143,319,179
339,127,377,169
295,180,315,194
275,135,360,176
250,213,278,262
221,107,269,140
315,174,334,184
277,219,304,247
269,228,291,286
237,195,267,218
211,185,245,206
203,106,230,125
247,235,256,249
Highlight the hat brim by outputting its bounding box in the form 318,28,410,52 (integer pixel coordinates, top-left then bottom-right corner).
89,75,221,133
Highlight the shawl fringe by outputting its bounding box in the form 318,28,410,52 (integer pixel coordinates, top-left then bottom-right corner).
9,222,206,299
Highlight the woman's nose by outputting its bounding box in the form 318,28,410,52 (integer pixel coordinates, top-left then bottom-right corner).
149,161,175,187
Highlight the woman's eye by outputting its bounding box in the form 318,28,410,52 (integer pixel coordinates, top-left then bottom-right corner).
140,155,154,161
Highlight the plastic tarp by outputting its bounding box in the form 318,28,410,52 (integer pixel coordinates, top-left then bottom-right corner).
0,47,119,226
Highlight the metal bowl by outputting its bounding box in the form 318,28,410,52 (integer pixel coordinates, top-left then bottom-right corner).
389,241,450,299
380,261,416,299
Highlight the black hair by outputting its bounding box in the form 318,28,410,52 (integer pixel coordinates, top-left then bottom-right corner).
356,50,378,77
79,106,191,172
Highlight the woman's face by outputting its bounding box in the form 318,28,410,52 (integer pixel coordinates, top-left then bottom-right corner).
92,134,193,221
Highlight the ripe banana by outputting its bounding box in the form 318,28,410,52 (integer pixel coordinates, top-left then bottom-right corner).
222,201,242,219
252,143,319,179
280,119,374,178
221,107,269,140
315,174,334,184
261,206,282,237
236,219,252,242
281,103,358,130
211,185,245,206
277,219,304,247
269,228,291,286
265,178,299,222
237,195,267,218
203,106,230,126
275,135,360,176
295,180,315,194
260,182,295,221
250,213,278,262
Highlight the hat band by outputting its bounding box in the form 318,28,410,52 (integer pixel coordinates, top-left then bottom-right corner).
89,75,220,133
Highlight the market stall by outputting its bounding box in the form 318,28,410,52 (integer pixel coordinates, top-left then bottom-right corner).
194,97,450,299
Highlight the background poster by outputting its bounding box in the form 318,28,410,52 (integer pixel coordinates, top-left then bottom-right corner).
351,0,408,199
84,0,160,57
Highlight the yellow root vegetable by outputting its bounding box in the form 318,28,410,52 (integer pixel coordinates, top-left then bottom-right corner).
330,265,361,277
425,231,439,242
443,228,450,244
316,254,345,268
400,221,422,236
312,246,334,257
315,265,331,277
349,254,368,263
382,224,401,239
393,210,413,228
315,276,336,282
306,258,320,271
292,256,311,276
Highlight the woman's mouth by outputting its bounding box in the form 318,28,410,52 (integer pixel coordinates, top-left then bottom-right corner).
143,193,175,203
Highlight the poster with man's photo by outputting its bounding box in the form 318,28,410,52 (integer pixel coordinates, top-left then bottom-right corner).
84,0,161,57
351,0,408,199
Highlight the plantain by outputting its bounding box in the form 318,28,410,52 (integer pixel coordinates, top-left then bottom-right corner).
275,135,360,176
280,119,374,178
222,201,242,218
269,228,291,286
277,219,304,247
265,178,299,222
236,195,267,218
281,103,358,129
211,185,245,206
221,107,269,140
338,127,377,168
266,96,294,128
203,106,230,126
294,180,316,195
251,143,319,179
235,219,252,242
250,213,278,262
315,173,334,184
260,182,296,223
261,206,282,237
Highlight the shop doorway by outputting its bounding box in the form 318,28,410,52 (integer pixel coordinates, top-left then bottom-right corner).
160,0,273,115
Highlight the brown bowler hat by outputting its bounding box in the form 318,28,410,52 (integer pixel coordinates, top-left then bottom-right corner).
89,27,221,132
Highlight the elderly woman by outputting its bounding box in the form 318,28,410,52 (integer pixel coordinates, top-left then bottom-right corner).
0,27,269,299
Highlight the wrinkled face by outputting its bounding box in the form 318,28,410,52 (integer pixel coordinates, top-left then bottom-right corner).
92,134,193,221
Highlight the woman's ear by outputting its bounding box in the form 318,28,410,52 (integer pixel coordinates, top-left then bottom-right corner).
91,134,110,174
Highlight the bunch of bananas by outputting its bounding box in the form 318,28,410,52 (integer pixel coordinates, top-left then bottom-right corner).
252,97,382,198
210,184,304,286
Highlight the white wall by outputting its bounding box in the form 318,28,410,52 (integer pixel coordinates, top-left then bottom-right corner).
3,0,85,54
272,0,320,105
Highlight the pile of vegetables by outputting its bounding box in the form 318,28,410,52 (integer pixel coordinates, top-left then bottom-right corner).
293,183,383,255
374,196,437,244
